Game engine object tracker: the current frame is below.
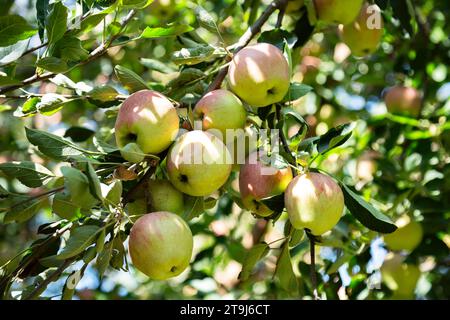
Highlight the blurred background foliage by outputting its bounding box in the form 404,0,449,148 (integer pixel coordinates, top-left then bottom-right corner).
0,0,449,300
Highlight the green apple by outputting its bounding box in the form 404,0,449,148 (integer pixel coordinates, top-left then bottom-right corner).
383,215,423,252
381,253,421,299
314,0,364,24
285,172,344,235
115,90,179,155
341,3,384,56
193,89,247,142
384,86,422,116
129,212,193,280
148,179,184,215
227,43,290,107
167,130,232,196
120,142,145,163
239,151,293,217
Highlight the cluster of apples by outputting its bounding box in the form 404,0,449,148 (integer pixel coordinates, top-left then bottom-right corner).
115,42,347,280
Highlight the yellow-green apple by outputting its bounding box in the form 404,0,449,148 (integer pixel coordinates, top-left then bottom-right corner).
148,179,184,215
285,172,344,235
115,90,179,157
227,43,290,107
129,212,193,280
239,151,293,217
341,3,384,56
314,0,364,24
193,89,247,141
381,253,421,299
383,215,423,252
167,130,232,196
384,86,422,116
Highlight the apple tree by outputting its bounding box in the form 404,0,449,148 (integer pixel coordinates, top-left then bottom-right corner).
0,0,448,300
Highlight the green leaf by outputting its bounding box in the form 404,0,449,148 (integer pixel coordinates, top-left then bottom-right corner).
88,85,119,102
114,65,149,92
277,106,308,149
0,161,54,188
0,105,11,112
166,68,205,91
260,193,285,214
102,180,122,205
61,166,98,209
194,5,217,32
84,162,103,201
13,97,40,117
64,126,95,142
56,225,101,260
182,196,205,221
3,197,46,223
141,24,193,39
340,183,397,233
172,45,224,65
76,13,107,34
96,240,113,278
282,83,313,102
25,127,86,160
0,39,30,66
0,15,37,47
52,191,80,220
140,58,174,73
274,242,298,293
316,123,354,154
36,0,50,41
52,36,89,62
46,2,68,45
36,56,68,73
121,0,153,9
258,29,297,51
239,242,269,281
0,75,21,86
37,93,71,115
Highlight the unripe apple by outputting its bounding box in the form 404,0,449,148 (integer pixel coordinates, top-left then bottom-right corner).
148,179,184,215
384,86,422,116
228,43,290,107
285,172,344,235
115,90,179,155
314,0,364,25
381,253,421,299
193,89,247,141
341,3,384,57
239,151,293,217
129,212,193,280
120,142,145,163
383,215,423,252
167,130,232,197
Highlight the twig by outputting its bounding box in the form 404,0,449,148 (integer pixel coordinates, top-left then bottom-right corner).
275,0,288,28
307,230,320,300
0,10,136,95
207,0,286,92
23,258,74,300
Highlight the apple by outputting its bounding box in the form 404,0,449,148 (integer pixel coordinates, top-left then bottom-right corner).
115,90,179,156
148,179,184,215
383,215,423,252
239,151,293,217
285,172,344,235
381,253,421,299
227,43,290,107
384,86,422,116
120,142,145,163
341,3,384,57
193,89,247,142
314,0,364,25
167,130,232,197
129,212,193,280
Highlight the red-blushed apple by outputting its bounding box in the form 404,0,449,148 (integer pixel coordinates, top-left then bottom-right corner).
115,90,179,157
239,151,293,217
341,3,384,57
193,89,247,141
227,43,290,107
314,0,364,25
383,215,423,252
384,86,422,116
381,253,421,299
167,130,232,196
129,211,193,280
285,172,344,235
148,179,184,215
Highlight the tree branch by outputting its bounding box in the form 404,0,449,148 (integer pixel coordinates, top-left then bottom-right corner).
0,10,136,95
207,0,286,92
